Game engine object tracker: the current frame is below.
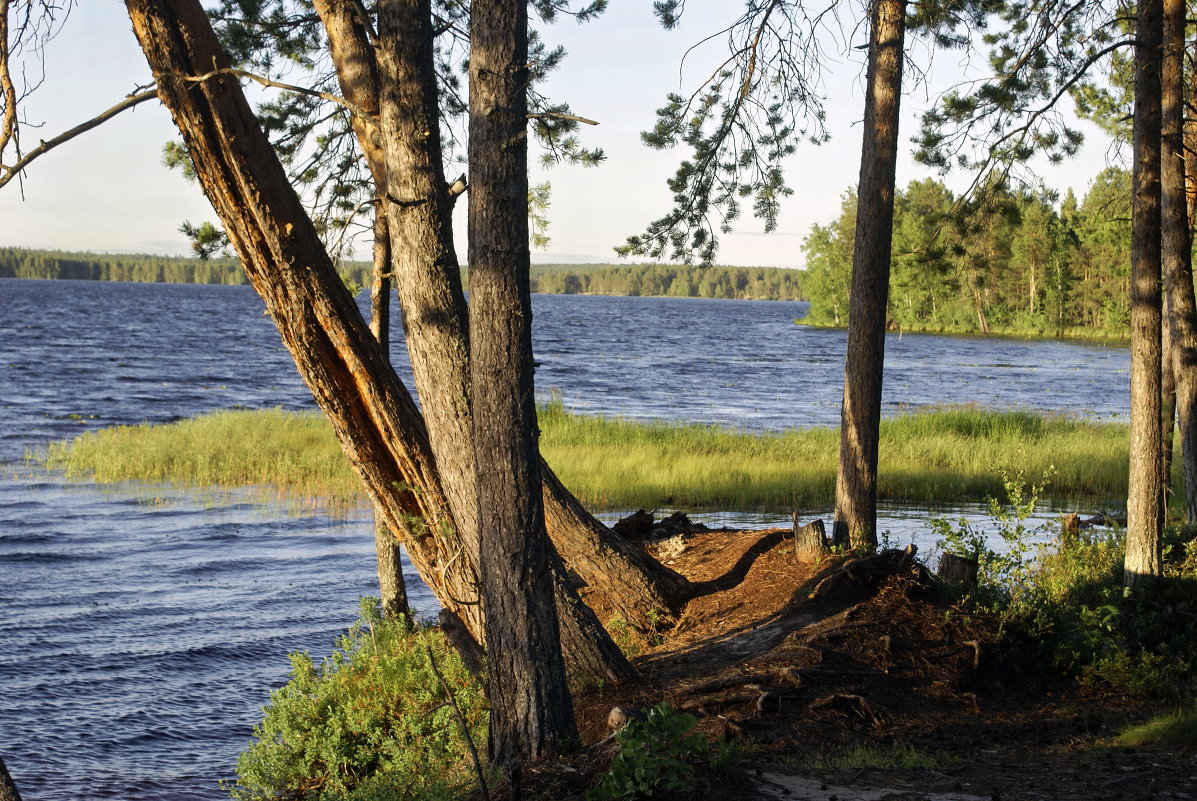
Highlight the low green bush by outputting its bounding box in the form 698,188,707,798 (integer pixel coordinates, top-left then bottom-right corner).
226,598,487,801
587,703,706,801
934,472,1197,701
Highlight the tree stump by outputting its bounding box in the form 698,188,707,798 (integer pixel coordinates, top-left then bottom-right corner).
1061,513,1081,546
792,516,828,561
937,552,978,593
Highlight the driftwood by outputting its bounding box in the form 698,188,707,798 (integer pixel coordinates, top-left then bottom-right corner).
937,552,979,592
808,693,883,726
791,516,829,561
809,544,919,599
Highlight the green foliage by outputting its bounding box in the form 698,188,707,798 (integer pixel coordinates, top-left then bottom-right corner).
227,598,488,801
527,262,805,300
619,4,826,264
934,470,1197,701
931,465,1056,609
587,703,705,800
0,247,805,301
1114,707,1197,748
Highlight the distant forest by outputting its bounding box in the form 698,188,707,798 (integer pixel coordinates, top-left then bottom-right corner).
0,247,805,301
803,170,1135,338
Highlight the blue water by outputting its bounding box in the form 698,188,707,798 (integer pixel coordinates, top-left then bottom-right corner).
0,279,1130,800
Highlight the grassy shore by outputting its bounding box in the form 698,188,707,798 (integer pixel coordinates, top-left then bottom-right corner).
42,403,1131,512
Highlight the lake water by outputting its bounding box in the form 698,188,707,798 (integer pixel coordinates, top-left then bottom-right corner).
0,279,1130,800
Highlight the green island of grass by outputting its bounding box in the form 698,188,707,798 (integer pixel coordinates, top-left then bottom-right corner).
41,402,1132,513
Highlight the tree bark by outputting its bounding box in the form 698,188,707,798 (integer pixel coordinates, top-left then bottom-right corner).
469,0,578,764
833,0,906,552
0,755,21,801
370,210,410,618
1126,0,1165,588
792,516,828,561
1162,0,1197,524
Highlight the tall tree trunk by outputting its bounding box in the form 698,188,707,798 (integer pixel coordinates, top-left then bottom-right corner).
1163,0,1197,523
469,0,577,764
324,0,689,635
0,755,20,801
1126,0,1165,588
833,0,906,552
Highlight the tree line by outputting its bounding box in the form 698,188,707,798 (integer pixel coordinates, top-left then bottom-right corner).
803,170,1133,337
0,247,806,301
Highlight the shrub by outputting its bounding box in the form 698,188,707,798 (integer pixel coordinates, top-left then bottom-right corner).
587,703,706,800
933,470,1197,700
227,598,487,801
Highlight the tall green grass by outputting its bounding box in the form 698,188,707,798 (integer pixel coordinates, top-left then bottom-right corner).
43,403,1131,512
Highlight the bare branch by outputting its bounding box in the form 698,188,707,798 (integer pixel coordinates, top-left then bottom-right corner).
0,88,158,190
171,66,371,120
527,110,597,126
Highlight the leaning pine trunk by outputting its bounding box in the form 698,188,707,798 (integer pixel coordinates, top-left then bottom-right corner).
331,0,690,633
834,0,907,552
128,0,638,684
124,0,488,628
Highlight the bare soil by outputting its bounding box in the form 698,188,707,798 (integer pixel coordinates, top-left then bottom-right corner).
551,524,1197,801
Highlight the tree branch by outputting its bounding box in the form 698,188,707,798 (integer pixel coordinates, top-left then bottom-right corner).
527,110,598,126
0,87,157,190
171,66,371,120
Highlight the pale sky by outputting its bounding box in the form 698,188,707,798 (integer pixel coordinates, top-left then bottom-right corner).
0,2,1120,268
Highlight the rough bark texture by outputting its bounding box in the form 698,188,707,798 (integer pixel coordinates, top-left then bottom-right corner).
541,466,693,622
376,0,480,560
833,0,906,553
793,517,828,562
124,0,486,632
469,0,578,763
1126,0,1165,588
0,755,20,801
1162,0,1197,523
937,553,979,593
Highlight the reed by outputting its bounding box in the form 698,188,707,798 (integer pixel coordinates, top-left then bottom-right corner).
43,403,1132,512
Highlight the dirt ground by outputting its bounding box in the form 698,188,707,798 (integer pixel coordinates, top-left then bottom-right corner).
554,521,1197,801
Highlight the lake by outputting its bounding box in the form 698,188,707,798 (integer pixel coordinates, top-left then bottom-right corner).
0,279,1130,800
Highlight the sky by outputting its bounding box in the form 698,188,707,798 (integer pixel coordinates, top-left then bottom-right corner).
0,2,1122,269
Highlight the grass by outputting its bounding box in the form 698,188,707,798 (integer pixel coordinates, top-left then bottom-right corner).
1114,708,1197,748
41,402,1132,512
784,743,955,770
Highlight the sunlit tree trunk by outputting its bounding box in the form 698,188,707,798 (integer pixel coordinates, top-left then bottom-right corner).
1126,0,1165,588
370,214,410,618
834,0,906,552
